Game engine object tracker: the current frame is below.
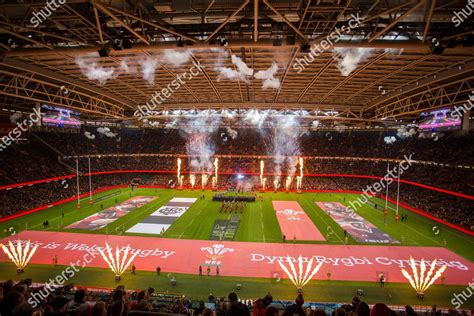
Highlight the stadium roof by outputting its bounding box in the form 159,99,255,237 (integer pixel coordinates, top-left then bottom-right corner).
0,0,473,126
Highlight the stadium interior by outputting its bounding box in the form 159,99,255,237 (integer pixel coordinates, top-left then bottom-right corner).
0,0,473,315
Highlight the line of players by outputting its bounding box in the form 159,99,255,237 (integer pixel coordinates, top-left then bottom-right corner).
218,201,246,214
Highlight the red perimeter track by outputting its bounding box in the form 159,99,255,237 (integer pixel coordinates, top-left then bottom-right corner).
1,231,472,285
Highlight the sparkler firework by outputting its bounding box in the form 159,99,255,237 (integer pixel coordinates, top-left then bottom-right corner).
277,255,323,290
97,243,139,278
285,176,292,191
400,257,447,296
177,158,181,182
0,240,38,271
201,174,209,189
274,176,280,190
260,160,264,187
296,157,304,190
190,174,196,188
214,158,218,182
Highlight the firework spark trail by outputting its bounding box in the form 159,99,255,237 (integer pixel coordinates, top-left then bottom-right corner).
268,116,302,189
201,174,209,189
177,158,181,182
277,256,323,288
260,160,264,186
182,114,221,175
214,158,218,183
1,240,39,269
190,174,196,188
400,257,447,294
296,157,304,190
98,243,139,276
285,176,292,191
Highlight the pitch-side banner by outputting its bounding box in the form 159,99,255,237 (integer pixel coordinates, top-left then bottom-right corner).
4,231,471,285
126,197,197,234
316,202,398,244
66,196,157,230
273,201,325,241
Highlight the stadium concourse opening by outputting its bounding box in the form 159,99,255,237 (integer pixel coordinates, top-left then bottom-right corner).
0,0,473,314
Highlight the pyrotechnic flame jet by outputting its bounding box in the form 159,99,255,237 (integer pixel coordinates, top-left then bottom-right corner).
400,257,447,297
277,255,323,291
0,240,39,271
97,243,139,278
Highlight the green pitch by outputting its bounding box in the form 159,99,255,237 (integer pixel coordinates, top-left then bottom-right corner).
0,188,473,307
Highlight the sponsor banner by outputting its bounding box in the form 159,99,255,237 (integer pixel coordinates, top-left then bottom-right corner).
316,202,398,244
273,201,325,241
66,196,156,230
126,197,196,234
210,220,229,240
5,231,472,285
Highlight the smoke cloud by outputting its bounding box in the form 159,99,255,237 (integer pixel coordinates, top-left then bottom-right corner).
75,54,116,85
254,63,280,90
217,55,254,82
161,49,192,66
333,48,374,76
139,57,159,85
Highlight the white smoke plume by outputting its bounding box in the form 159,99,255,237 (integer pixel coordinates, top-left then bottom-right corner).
139,57,159,85
10,112,22,124
97,127,117,138
333,48,374,76
75,54,116,85
396,127,417,139
181,114,221,172
217,55,254,82
225,127,238,139
161,49,192,66
84,131,96,140
384,136,396,144
268,116,302,181
243,109,268,128
254,62,280,90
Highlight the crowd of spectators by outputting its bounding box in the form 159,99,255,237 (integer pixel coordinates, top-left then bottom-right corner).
1,280,469,316
0,128,472,229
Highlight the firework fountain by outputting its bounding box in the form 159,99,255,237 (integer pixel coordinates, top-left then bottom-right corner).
269,116,301,192
296,157,304,191
0,240,39,273
400,257,447,299
277,255,324,292
190,174,196,189
177,158,181,188
97,243,139,281
201,174,208,189
213,158,218,189
182,113,220,191
285,176,292,191
260,160,267,190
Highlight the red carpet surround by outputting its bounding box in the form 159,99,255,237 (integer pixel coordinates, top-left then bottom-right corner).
1,231,471,285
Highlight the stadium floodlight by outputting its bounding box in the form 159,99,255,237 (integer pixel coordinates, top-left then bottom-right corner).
400,257,447,299
277,256,323,292
0,240,39,273
97,243,139,280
